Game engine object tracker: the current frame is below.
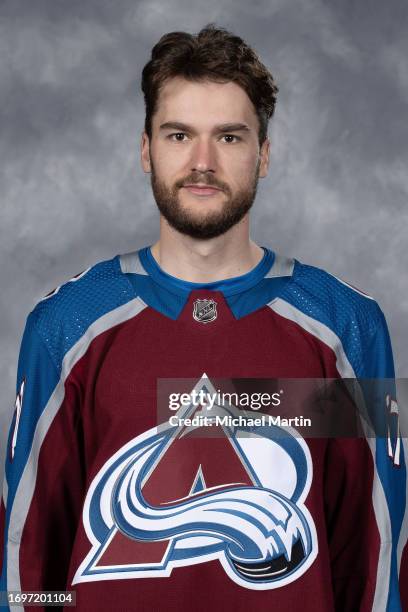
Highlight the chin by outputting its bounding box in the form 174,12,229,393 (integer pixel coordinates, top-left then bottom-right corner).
179,196,227,213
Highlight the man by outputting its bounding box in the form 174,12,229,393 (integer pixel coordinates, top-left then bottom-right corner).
0,24,407,611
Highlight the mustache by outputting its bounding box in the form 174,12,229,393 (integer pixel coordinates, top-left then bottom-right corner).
175,173,229,193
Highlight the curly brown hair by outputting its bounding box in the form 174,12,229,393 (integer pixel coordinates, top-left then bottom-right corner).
141,24,279,146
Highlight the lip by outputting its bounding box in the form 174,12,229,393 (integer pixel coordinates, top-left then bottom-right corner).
182,184,223,196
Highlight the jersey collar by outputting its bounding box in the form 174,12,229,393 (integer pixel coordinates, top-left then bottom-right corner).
132,245,275,297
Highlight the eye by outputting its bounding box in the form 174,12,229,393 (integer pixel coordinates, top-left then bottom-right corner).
168,132,188,142
221,134,241,143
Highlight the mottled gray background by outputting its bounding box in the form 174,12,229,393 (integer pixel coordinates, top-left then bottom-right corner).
1,0,407,478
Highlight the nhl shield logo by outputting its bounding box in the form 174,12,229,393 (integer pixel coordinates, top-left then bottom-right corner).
193,299,217,323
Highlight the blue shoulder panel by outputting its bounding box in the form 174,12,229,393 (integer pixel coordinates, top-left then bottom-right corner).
32,255,136,371
280,260,385,377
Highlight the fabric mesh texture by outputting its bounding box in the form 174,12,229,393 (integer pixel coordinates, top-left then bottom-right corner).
280,261,383,375
29,256,135,372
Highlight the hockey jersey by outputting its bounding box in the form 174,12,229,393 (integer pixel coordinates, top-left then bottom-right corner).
0,245,407,611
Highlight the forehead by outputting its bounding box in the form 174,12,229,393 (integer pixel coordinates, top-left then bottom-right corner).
154,77,258,129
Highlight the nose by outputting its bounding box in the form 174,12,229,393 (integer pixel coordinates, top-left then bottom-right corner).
190,137,217,173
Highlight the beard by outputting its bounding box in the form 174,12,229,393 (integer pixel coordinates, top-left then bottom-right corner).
150,160,260,240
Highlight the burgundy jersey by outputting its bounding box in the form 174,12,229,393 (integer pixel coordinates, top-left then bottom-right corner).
1,245,407,611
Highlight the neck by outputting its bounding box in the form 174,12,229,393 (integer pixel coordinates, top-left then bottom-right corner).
150,217,264,283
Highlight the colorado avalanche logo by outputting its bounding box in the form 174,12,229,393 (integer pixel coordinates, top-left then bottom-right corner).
73,374,317,590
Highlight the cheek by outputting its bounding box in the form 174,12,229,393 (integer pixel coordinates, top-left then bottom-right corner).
153,146,191,181
222,151,259,186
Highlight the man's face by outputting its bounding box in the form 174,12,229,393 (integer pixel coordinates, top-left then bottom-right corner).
141,77,270,239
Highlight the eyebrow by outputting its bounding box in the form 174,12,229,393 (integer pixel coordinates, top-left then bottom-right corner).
159,121,251,134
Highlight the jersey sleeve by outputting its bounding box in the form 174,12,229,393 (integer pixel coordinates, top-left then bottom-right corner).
0,311,85,609
325,307,407,611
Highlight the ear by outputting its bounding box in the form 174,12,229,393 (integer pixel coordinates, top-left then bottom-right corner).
141,131,151,173
258,137,270,178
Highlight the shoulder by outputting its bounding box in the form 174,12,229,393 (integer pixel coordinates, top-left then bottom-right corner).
287,258,383,328
25,253,138,372
276,257,390,376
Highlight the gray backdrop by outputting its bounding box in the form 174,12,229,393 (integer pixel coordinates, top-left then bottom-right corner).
1,0,407,480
